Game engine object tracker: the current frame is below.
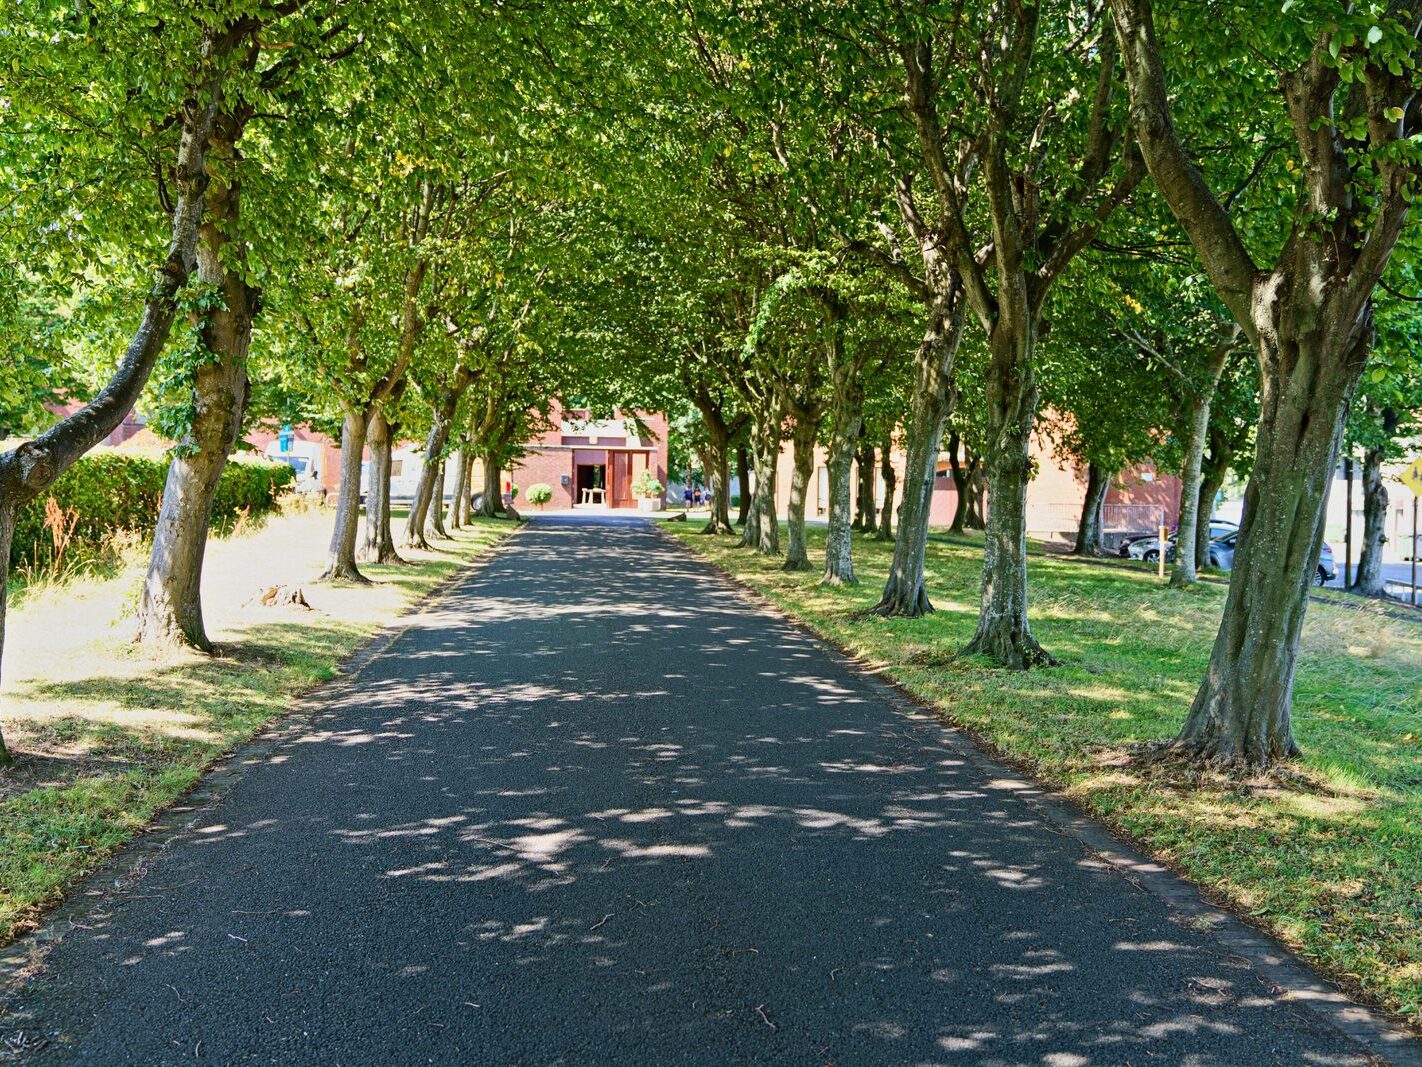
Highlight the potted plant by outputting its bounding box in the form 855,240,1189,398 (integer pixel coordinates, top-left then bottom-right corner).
526,483,553,510
631,469,664,512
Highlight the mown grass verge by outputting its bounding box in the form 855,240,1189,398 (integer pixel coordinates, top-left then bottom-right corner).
0,509,513,943
669,521,1422,1029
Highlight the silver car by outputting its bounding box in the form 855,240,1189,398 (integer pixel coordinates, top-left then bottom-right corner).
1125,520,1238,562
1208,531,1336,586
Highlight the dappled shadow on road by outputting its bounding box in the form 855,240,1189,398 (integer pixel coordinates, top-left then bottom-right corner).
7,517,1379,1065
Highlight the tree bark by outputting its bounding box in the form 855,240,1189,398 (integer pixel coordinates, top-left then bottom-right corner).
479,454,503,518
689,395,738,536
1351,442,1388,597
854,444,876,530
1170,340,1232,587
964,459,986,529
319,406,371,583
427,461,449,539
875,440,896,542
740,402,782,556
1195,429,1231,569
947,433,968,534
735,445,751,526
866,296,962,616
1073,462,1110,556
447,445,467,530
784,417,817,571
360,409,405,564
821,319,864,583
961,322,1055,668
135,116,255,650
1174,334,1359,764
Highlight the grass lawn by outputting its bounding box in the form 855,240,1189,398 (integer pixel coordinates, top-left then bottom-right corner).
0,506,512,943
669,521,1422,1029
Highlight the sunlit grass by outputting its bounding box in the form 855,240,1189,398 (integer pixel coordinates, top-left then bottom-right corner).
0,507,512,941
671,522,1422,1027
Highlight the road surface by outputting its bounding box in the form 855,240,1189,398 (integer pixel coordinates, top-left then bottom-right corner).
4,514,1414,1064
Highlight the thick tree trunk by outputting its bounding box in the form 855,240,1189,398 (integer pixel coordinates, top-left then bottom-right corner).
962,324,1054,668
135,122,254,650
866,298,962,617
134,354,249,649
447,446,467,530
427,461,449,539
1350,443,1388,597
735,446,751,526
1174,334,1361,765
875,441,896,542
479,455,503,518
784,419,817,571
360,410,405,564
319,407,371,583
947,433,968,534
1073,462,1110,556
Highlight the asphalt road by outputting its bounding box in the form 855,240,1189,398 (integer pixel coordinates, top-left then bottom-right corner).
5,514,1413,1065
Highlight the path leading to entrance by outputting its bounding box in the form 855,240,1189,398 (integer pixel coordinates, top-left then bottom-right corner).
5,515,1414,1064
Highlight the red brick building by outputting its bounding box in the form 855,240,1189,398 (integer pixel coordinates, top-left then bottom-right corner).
483,408,671,510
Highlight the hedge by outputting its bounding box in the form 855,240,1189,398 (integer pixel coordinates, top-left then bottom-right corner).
10,452,295,569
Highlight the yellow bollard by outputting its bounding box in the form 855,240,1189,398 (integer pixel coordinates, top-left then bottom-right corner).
1158,524,1167,580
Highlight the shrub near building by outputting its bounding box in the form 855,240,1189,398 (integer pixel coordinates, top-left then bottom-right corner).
10,452,294,570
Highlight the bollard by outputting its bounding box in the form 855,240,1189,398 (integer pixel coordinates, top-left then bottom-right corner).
1158,524,1167,580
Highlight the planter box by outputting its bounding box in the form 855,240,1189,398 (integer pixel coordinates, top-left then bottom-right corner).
637,497,662,512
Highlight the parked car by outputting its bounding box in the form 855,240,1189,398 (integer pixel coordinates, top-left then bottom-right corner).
1208,531,1336,585
1124,519,1238,562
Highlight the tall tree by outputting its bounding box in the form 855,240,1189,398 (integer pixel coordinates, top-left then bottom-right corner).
1110,0,1422,764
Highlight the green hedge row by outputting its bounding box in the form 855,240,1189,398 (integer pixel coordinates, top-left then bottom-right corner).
11,452,294,569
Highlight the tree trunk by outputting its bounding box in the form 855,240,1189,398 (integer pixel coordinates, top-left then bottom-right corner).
699,418,736,536
735,445,751,526
1196,429,1231,570
964,459,986,529
1170,342,1231,587
784,418,817,571
0,44,225,764
447,446,467,530
479,455,503,518
319,407,371,583
427,461,449,539
740,404,782,556
961,323,1054,668
135,121,254,650
1350,443,1388,597
866,298,962,616
875,441,896,542
854,444,876,530
0,507,15,764
947,433,968,534
821,352,864,583
1173,334,1361,765
1073,462,1110,556
360,410,405,564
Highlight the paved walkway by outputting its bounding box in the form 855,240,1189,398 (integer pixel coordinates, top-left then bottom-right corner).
5,515,1414,1064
